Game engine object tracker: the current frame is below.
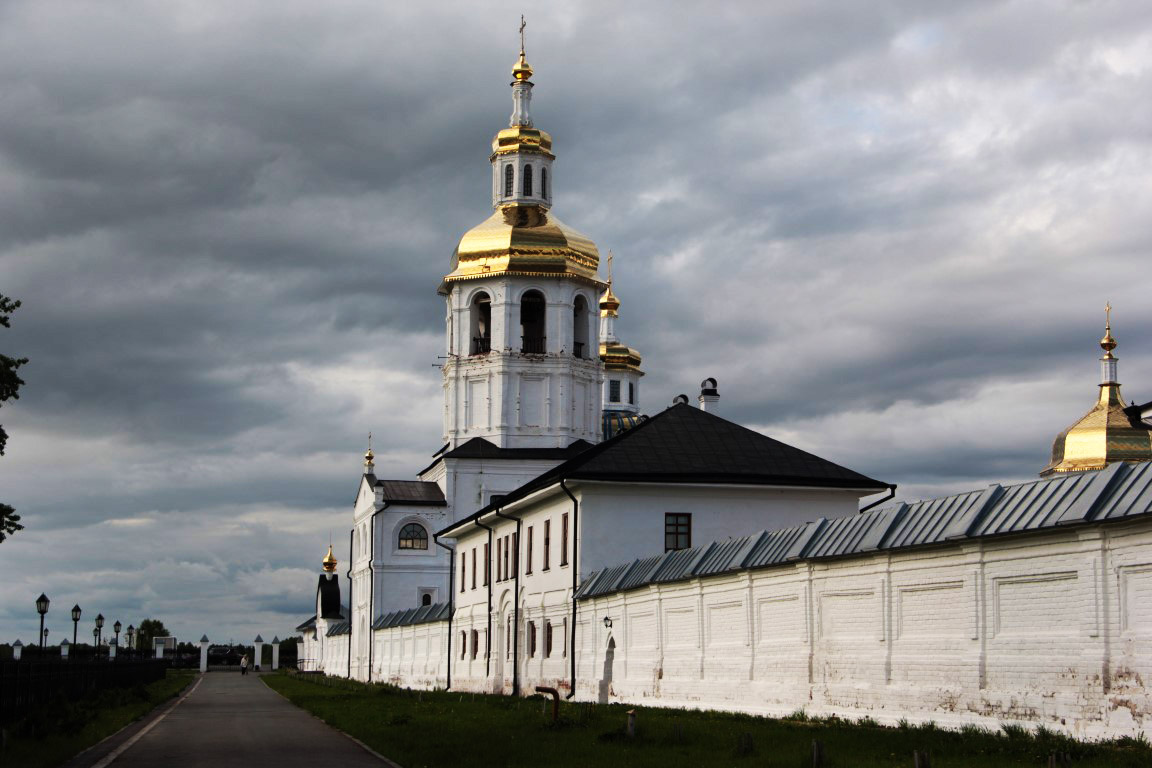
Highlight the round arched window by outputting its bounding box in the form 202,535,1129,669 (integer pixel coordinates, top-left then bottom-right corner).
398,523,428,550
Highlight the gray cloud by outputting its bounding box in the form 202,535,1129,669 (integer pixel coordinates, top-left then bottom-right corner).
2,0,1151,640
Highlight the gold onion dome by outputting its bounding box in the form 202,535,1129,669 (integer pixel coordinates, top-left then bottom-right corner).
1041,310,1152,477
512,50,533,82
600,339,643,372
445,206,600,286
322,545,338,573
599,283,621,316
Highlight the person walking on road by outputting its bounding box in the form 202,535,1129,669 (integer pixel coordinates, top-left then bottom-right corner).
240,653,249,676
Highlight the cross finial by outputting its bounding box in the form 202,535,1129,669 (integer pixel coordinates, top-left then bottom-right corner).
607,250,614,285
519,15,526,56
368,431,372,451
1105,302,1112,330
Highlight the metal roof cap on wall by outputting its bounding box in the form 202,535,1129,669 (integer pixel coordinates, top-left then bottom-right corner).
741,524,811,568
1093,461,1152,521
616,554,666,592
696,535,756,577
971,471,1096,536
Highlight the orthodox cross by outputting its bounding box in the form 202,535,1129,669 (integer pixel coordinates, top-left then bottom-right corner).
606,250,614,285
1105,302,1112,329
519,15,526,55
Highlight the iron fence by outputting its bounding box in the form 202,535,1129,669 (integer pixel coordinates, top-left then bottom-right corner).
0,658,168,724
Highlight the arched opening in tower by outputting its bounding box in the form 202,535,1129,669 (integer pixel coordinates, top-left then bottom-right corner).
520,291,546,353
573,295,589,358
471,292,492,355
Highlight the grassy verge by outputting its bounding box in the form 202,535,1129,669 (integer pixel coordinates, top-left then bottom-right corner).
262,673,1151,768
0,669,196,768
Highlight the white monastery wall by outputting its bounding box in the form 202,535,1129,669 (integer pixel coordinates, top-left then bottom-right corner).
372,620,448,689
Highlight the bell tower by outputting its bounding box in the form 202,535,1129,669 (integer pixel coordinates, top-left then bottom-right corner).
439,26,603,449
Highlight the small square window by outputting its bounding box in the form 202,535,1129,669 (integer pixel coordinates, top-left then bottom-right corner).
665,513,691,552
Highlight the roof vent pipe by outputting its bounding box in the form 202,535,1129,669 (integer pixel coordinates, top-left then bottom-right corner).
672,394,689,406
698,378,719,413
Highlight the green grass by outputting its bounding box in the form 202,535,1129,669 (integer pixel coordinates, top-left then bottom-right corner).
0,669,196,768
262,673,1152,767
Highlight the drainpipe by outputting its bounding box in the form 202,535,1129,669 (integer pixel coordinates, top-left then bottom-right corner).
367,503,389,683
346,527,354,678
859,484,898,514
559,479,579,699
474,519,496,679
434,535,455,690
494,508,521,697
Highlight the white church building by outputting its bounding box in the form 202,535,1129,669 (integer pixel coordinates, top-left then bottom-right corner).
297,41,1152,739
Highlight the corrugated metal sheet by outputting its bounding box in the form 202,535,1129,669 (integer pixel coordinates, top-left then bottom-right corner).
326,620,350,637
575,461,1152,602
371,602,451,630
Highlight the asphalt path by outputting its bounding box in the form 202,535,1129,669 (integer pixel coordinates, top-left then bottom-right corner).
73,672,394,768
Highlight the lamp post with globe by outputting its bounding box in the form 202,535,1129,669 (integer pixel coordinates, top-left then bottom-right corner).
35,593,50,650
71,604,81,646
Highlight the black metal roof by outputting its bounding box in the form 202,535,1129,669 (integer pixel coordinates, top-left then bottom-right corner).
317,574,344,620
373,480,446,506
443,437,595,460
439,403,888,536
370,602,451,630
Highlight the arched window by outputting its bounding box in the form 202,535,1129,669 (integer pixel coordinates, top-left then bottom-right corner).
421,593,432,607
541,168,548,200
470,292,491,355
520,290,545,353
573,295,589,358
523,164,533,197
503,164,514,198
398,523,428,550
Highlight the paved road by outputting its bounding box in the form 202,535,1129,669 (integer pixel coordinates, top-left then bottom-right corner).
77,672,392,768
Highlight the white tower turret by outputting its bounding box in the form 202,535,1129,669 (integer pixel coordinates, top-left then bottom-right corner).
439,25,603,449
599,251,645,439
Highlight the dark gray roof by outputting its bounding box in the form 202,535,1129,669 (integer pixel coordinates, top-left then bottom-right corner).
440,404,889,536
576,461,1152,600
373,480,446,506
326,620,350,637
317,574,344,620
443,437,594,460
371,602,451,630
295,615,316,633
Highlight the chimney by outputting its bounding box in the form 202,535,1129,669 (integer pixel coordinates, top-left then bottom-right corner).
698,378,719,413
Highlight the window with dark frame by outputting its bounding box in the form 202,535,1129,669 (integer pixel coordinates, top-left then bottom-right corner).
665,513,692,551
528,621,537,657
526,525,533,574
628,381,635,405
503,164,514,197
513,532,519,575
460,553,465,592
459,630,466,658
541,167,548,199
421,593,432,607
483,542,490,586
523,164,533,196
503,535,509,579
543,519,551,570
471,547,477,589
544,621,553,657
609,379,621,403
470,629,478,659
398,522,428,550
560,513,569,566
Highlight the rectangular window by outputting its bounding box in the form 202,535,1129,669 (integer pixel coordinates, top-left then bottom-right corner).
526,526,534,574
470,629,478,659
563,617,568,657
609,379,621,403
483,542,490,586
628,382,635,405
460,553,466,592
665,513,692,552
497,538,503,581
513,532,519,576
460,630,466,659
471,547,477,589
543,519,551,570
560,513,569,566
528,621,537,657
503,535,510,580
544,621,553,658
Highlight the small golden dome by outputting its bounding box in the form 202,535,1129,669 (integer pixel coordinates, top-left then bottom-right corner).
600,341,644,373
1100,309,1117,358
321,545,338,573
363,447,375,470
512,51,533,82
599,283,620,316
442,205,600,288
491,126,553,158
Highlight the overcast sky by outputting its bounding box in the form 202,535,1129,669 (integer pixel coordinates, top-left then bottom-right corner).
2,0,1150,646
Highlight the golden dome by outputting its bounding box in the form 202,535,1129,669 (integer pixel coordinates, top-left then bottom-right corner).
599,283,620,316
363,447,375,471
600,340,643,373
442,204,600,288
1041,314,1152,476
512,51,533,82
321,545,338,573
491,126,553,158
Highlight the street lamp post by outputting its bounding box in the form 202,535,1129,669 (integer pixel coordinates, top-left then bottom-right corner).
35,593,50,650
126,625,135,656
71,604,81,646
95,614,105,645
92,627,99,653
113,621,122,648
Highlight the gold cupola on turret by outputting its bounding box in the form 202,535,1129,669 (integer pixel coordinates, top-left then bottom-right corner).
322,544,338,573
441,18,600,292
1041,305,1152,476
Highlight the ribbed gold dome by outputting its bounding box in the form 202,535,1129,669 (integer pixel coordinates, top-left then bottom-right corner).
600,340,643,373
512,50,533,83
322,545,338,573
599,283,620,316
491,126,553,158
442,204,600,287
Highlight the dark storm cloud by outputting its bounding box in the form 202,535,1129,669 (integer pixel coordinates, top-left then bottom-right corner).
1,0,1151,640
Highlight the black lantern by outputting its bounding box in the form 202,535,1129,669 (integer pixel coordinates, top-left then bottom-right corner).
113,621,122,647
71,604,82,646
126,624,135,655
95,613,105,645
35,593,50,649
602,616,612,629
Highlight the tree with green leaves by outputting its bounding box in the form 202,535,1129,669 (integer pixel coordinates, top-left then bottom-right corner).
1,294,27,544
135,618,170,654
